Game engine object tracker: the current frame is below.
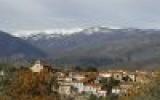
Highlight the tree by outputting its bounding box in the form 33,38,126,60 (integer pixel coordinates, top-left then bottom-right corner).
85,67,98,72
100,77,120,94
120,71,160,100
4,68,59,100
88,94,98,100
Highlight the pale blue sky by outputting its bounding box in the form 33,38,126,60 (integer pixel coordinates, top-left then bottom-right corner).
0,0,160,32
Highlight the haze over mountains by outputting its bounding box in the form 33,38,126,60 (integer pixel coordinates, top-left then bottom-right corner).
9,27,160,68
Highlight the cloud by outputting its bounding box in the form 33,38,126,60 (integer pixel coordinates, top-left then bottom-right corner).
0,0,160,32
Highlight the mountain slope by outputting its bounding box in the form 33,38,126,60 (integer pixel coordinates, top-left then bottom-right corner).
18,27,160,68
0,31,46,59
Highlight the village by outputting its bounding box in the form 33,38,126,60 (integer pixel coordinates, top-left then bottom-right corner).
26,60,156,100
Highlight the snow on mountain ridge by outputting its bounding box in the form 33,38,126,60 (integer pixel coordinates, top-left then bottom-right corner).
12,28,83,38
12,26,123,39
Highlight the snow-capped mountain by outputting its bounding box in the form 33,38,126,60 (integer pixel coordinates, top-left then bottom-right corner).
7,26,160,68
12,26,159,41
12,26,121,40
12,28,83,39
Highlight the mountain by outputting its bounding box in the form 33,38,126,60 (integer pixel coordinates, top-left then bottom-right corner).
12,28,83,39
0,31,46,60
14,27,160,68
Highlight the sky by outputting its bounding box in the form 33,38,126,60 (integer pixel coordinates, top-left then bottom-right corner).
0,0,160,32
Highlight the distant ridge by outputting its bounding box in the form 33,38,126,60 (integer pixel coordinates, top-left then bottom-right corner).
0,31,46,59
12,28,83,38
16,27,160,68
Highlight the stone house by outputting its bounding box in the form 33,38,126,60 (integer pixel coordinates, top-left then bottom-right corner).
120,83,134,96
30,60,54,73
58,85,72,95
112,87,121,94
72,81,84,93
97,90,107,97
99,72,112,78
128,74,136,82
30,60,43,72
112,72,123,81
